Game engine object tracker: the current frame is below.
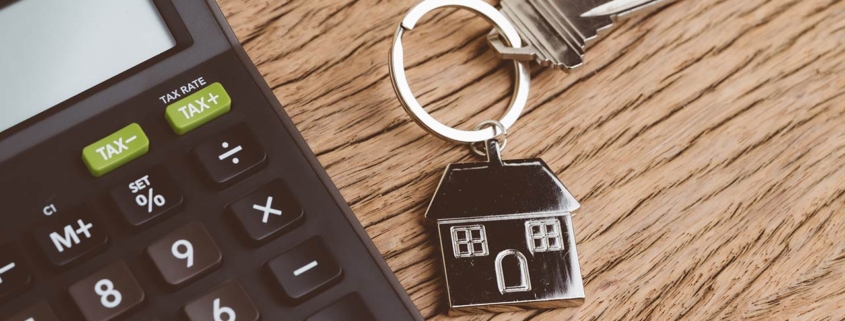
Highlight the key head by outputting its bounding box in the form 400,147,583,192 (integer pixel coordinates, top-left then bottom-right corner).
490,0,673,70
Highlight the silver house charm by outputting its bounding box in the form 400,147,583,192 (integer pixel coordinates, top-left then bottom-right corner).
427,140,584,314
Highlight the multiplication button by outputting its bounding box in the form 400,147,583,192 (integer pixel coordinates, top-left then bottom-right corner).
192,124,266,185
228,180,303,243
110,165,184,227
32,208,108,267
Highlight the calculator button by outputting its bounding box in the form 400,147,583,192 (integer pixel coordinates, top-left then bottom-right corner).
192,124,266,185
229,180,303,243
266,237,342,300
69,261,145,321
5,302,59,321
146,222,222,287
306,294,375,321
32,209,108,267
183,280,259,321
165,82,232,135
82,123,150,177
110,165,184,227
0,244,31,301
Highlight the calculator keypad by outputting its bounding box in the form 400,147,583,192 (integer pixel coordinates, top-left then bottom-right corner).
229,180,304,243
183,280,259,321
306,294,375,321
110,165,184,227
68,261,145,321
6,302,59,321
267,237,342,301
0,244,30,301
192,124,266,185
146,222,222,287
31,209,109,267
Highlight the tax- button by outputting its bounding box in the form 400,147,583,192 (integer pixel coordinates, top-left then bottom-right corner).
110,165,184,227
82,123,149,177
183,280,259,321
0,243,31,301
266,237,342,301
147,222,222,287
69,261,145,321
229,180,303,243
32,209,108,267
165,82,231,135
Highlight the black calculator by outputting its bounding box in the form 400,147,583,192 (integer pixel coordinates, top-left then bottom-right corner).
0,0,421,320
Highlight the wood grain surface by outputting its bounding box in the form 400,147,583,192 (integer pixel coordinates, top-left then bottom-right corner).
217,0,845,319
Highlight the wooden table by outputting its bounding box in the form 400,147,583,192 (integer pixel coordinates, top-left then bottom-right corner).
218,0,845,319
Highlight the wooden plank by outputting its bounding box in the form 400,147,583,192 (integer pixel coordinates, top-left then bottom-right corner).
218,0,845,319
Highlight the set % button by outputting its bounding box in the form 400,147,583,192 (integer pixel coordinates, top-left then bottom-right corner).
110,165,184,227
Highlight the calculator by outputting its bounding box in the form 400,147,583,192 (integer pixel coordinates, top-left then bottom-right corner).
0,0,421,320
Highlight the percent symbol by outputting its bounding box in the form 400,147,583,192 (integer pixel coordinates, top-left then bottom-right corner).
136,188,166,213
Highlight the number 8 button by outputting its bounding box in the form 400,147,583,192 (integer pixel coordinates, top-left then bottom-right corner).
68,261,145,321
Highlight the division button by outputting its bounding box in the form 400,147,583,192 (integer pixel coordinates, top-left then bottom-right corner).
183,280,259,321
68,261,145,321
146,222,222,287
165,82,231,135
228,180,303,243
32,208,109,267
192,124,266,185
266,237,342,301
0,243,31,301
306,294,375,321
82,123,149,177
110,165,184,227
6,301,60,321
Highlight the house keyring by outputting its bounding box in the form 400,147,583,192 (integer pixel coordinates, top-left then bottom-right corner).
390,0,585,314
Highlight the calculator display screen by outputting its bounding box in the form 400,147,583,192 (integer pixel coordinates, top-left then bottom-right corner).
0,0,177,133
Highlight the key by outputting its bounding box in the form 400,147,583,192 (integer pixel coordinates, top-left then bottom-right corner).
306,294,376,321
32,208,109,267
0,243,31,301
68,261,145,321
6,302,59,321
488,0,674,70
146,222,222,287
266,237,342,301
228,180,304,243
183,280,259,321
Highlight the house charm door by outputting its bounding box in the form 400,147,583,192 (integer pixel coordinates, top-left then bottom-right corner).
428,139,585,313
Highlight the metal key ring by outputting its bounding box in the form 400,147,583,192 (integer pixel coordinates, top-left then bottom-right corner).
389,0,530,144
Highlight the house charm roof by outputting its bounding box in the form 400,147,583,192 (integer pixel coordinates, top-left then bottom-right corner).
426,140,586,314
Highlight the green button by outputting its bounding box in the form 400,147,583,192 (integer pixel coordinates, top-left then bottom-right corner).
165,82,231,135
82,123,149,177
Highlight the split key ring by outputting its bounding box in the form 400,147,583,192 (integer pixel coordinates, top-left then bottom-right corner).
389,0,530,144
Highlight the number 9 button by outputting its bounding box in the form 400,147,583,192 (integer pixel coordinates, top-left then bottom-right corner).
68,261,145,321
146,222,222,287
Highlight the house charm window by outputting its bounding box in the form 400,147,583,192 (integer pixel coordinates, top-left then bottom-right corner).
525,219,564,253
451,225,489,258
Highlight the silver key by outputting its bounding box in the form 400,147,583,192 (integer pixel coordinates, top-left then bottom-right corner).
488,0,674,70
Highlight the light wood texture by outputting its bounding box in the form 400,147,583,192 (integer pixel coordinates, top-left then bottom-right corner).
218,0,845,319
